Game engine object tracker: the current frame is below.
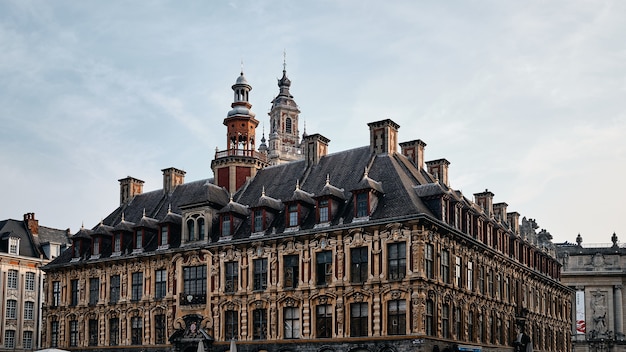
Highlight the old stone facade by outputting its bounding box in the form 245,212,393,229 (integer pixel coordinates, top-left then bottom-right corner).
557,234,626,352
41,67,571,352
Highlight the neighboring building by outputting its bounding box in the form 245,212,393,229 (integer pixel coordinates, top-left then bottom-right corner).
0,213,70,351
557,233,626,352
41,67,572,352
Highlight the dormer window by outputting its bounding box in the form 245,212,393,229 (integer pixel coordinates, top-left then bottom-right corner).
135,229,143,249
222,214,233,237
73,243,80,258
160,225,168,246
253,209,264,233
114,233,122,252
187,219,195,241
318,199,329,223
8,237,19,255
93,239,100,255
288,204,299,227
355,192,369,218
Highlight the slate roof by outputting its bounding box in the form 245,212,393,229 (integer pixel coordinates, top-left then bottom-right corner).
0,218,71,260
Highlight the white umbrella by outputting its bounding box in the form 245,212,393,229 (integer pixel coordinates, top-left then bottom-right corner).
230,338,237,352
197,341,205,352
35,349,70,352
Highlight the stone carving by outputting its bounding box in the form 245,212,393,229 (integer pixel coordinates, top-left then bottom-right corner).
591,291,608,336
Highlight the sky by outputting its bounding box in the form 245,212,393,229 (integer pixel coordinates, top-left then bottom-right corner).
1,0,625,246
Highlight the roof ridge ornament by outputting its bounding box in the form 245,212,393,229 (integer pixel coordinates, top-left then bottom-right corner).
326,174,330,186
296,179,300,191
121,212,125,222
262,186,266,197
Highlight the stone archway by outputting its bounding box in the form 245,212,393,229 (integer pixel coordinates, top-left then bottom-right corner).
169,314,213,352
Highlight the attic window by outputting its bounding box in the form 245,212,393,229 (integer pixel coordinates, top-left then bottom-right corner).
93,239,100,255
355,192,369,218
113,233,122,252
253,209,264,233
135,229,143,249
318,199,330,223
222,214,233,237
288,204,299,227
160,225,168,246
8,237,19,255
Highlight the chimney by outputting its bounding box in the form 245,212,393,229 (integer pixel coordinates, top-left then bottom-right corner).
474,189,494,217
400,139,427,170
507,212,520,235
119,176,145,205
162,167,186,194
426,159,451,186
303,133,330,166
493,202,508,222
368,119,400,154
23,213,39,235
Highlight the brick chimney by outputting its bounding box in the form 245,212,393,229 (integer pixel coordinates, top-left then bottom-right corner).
474,189,494,217
493,202,508,222
303,133,330,166
23,213,39,235
162,167,186,194
368,119,400,154
507,211,520,235
426,159,451,186
400,139,427,170
119,176,145,205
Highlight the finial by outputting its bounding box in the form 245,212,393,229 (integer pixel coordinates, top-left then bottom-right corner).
326,174,330,185
100,219,104,226
241,58,244,74
283,49,287,71
143,208,146,218
229,193,234,202
81,222,85,229
262,186,266,197
121,212,125,222
296,179,300,190
167,204,172,214
364,167,369,178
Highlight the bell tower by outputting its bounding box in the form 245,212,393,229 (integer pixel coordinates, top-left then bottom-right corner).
212,71,268,194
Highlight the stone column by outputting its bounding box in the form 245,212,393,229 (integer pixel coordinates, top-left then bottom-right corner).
615,285,624,337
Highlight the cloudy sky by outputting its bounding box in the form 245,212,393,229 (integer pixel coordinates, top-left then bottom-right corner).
1,0,625,245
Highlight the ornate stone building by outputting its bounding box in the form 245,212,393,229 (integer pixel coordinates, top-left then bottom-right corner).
41,67,571,352
557,234,626,352
0,213,70,351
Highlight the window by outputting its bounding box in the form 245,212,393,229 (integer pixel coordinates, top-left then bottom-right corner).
425,244,434,279
6,299,17,318
155,314,166,344
441,250,450,284
350,302,368,337
488,270,494,297
114,233,121,252
135,229,143,249
479,312,485,342
351,247,368,283
468,311,474,341
183,265,206,303
288,204,298,227
187,219,195,241
8,237,19,254
284,255,299,289
388,242,406,280
253,258,268,291
316,251,332,286
442,303,450,338
89,319,98,346
467,261,474,291
93,238,100,255
131,316,142,345
7,269,18,289
225,310,238,340
318,199,329,223
425,299,434,336
286,117,292,133
52,281,61,307
131,272,143,301
253,309,268,340
455,256,462,287
355,192,368,217
479,266,485,294
24,301,34,320
198,218,205,240
160,225,168,246
222,215,232,236
70,279,79,306
89,277,100,306
51,320,59,347
23,330,33,349
316,304,332,338
454,306,462,339
4,330,15,349
284,307,300,339
110,275,120,303
25,272,35,291
253,209,264,232
70,320,78,347
109,318,119,346
155,269,167,299
388,299,406,335
225,262,238,293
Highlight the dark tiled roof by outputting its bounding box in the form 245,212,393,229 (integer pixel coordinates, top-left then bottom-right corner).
0,218,70,260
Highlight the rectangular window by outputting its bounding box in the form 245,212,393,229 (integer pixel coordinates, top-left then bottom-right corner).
350,302,368,337
468,311,474,341
131,316,142,345
110,275,120,303
284,255,299,289
114,233,121,252
109,318,119,346
222,215,231,236
24,301,34,320
131,272,143,301
316,251,332,286
25,272,35,291
9,237,18,254
388,299,406,335
455,256,462,287
318,199,329,223
355,192,368,217
467,261,474,291
288,204,298,227
454,306,462,339
425,244,434,279
6,299,17,318
442,303,450,338
155,314,166,344
184,265,207,297
4,330,15,349
441,250,450,284
70,320,78,347
225,310,238,341
51,320,59,347
253,309,268,340
253,258,268,291
225,262,239,293
23,330,33,349
479,266,485,294
316,304,332,338
488,270,494,297
254,209,264,232
160,225,168,246
388,242,406,280
89,319,98,346
7,269,18,289
425,299,434,336
89,277,100,306
135,229,143,249
71,279,79,306
93,239,100,255
351,246,368,283
284,307,300,339
155,269,167,299
52,281,61,307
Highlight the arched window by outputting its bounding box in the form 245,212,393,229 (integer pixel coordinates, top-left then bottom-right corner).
285,118,292,134
198,218,205,240
187,219,195,241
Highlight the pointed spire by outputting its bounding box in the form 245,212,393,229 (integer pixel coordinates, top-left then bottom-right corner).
262,186,266,197
295,179,300,190
283,49,287,72
364,166,369,179
326,174,330,185
142,208,146,218
167,204,172,214
121,212,125,222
